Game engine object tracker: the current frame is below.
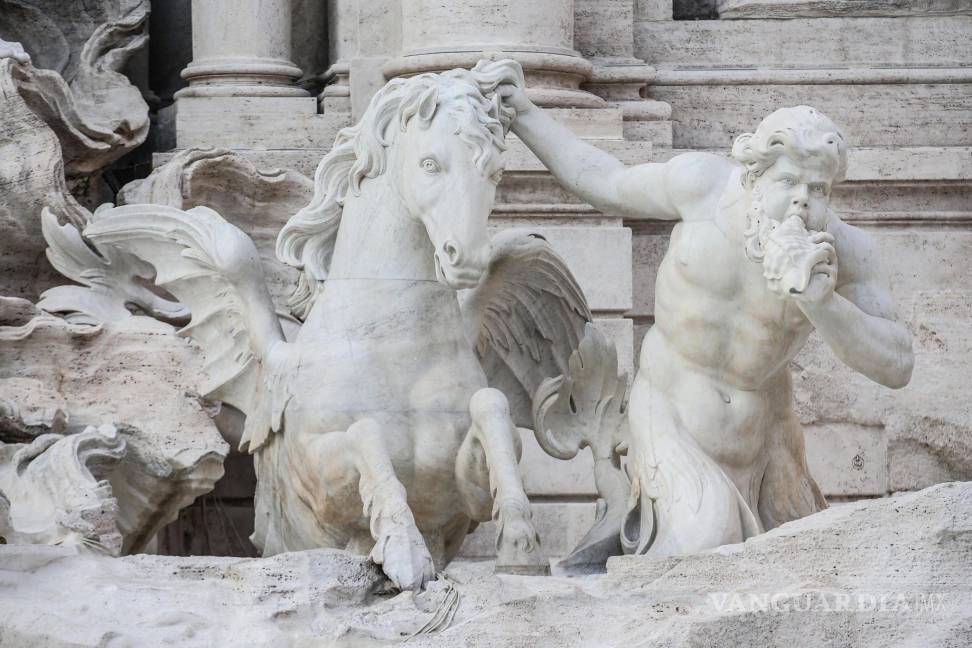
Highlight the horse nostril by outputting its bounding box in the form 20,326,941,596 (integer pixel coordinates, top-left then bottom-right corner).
442,241,460,265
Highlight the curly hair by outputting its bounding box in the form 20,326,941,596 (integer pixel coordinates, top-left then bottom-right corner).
732,106,847,187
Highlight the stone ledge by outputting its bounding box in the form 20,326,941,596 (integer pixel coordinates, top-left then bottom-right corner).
636,16,972,69
2,482,968,647
717,0,972,20
649,147,972,183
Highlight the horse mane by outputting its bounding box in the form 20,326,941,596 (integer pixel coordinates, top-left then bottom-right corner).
276,59,524,319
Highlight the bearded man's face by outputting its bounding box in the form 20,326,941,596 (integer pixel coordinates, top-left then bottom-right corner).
751,153,836,233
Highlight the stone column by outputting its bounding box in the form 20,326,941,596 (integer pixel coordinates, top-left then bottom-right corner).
384,0,604,108
177,0,307,98
172,0,352,152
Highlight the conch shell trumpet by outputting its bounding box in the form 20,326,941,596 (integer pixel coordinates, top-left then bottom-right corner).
759,215,835,295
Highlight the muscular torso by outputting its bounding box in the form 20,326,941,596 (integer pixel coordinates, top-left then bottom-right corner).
653,218,813,392
640,165,819,473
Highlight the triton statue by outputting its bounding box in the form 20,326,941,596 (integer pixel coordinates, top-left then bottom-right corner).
501,86,914,555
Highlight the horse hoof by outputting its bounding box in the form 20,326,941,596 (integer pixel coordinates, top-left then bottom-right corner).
495,517,548,575
372,527,435,592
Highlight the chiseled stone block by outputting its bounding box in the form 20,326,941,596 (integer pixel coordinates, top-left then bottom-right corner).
176,105,350,149
515,226,633,313
647,83,972,148
718,0,972,19
636,16,972,69
804,423,889,497
518,429,598,498
635,0,675,20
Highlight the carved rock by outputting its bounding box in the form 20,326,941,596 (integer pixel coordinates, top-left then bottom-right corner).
0,56,90,300
0,482,968,647
0,422,125,554
118,148,314,309
0,1,150,180
0,1,149,298
0,297,227,553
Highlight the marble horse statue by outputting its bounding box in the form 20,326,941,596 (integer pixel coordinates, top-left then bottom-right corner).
84,60,628,591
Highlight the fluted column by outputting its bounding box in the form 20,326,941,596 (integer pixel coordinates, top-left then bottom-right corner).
384,0,604,108
177,0,307,98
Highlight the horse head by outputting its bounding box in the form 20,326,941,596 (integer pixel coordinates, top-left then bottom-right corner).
277,59,524,315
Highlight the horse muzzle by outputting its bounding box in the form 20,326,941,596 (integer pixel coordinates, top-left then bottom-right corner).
433,243,487,289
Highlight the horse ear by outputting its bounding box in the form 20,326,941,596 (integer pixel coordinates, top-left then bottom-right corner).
416,86,438,122
399,85,439,131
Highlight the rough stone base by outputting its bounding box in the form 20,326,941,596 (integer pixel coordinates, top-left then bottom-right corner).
1,482,969,647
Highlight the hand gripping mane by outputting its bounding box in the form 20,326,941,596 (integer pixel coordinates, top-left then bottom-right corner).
459,229,630,573
84,205,294,452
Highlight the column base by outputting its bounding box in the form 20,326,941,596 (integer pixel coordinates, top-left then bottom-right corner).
178,57,309,99
383,48,606,109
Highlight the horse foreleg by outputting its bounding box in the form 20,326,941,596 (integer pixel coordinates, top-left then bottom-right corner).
456,388,546,574
334,418,435,592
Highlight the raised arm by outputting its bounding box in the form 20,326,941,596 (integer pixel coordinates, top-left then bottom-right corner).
501,85,711,221
793,218,914,389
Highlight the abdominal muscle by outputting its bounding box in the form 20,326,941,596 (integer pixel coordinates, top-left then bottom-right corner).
640,244,811,475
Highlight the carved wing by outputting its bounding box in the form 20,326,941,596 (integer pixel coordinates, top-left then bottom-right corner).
38,207,190,325
459,229,592,428
459,228,630,573
84,204,293,453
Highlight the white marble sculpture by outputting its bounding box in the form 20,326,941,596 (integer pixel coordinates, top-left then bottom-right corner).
501,89,916,555
82,59,623,590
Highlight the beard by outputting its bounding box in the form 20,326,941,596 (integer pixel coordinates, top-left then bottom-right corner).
742,188,778,263
743,189,835,295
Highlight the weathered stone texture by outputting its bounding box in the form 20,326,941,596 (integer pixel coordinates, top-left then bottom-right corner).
0,306,227,553
646,83,972,149
636,17,971,69
0,58,87,301
2,482,969,647
718,0,972,19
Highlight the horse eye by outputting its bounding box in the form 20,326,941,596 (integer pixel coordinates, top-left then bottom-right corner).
421,158,440,173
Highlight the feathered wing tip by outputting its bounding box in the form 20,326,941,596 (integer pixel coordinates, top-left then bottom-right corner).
461,229,592,430
84,203,289,452
461,230,631,573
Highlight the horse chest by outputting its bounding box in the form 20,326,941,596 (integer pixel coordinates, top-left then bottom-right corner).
295,310,486,415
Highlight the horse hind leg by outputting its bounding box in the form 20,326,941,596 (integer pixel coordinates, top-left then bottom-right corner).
455,388,547,574
308,418,435,592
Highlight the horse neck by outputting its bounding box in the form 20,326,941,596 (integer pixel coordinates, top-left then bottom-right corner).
325,174,437,283
302,173,462,333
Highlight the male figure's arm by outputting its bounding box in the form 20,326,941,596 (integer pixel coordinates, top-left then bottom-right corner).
792,217,914,389
501,85,725,221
